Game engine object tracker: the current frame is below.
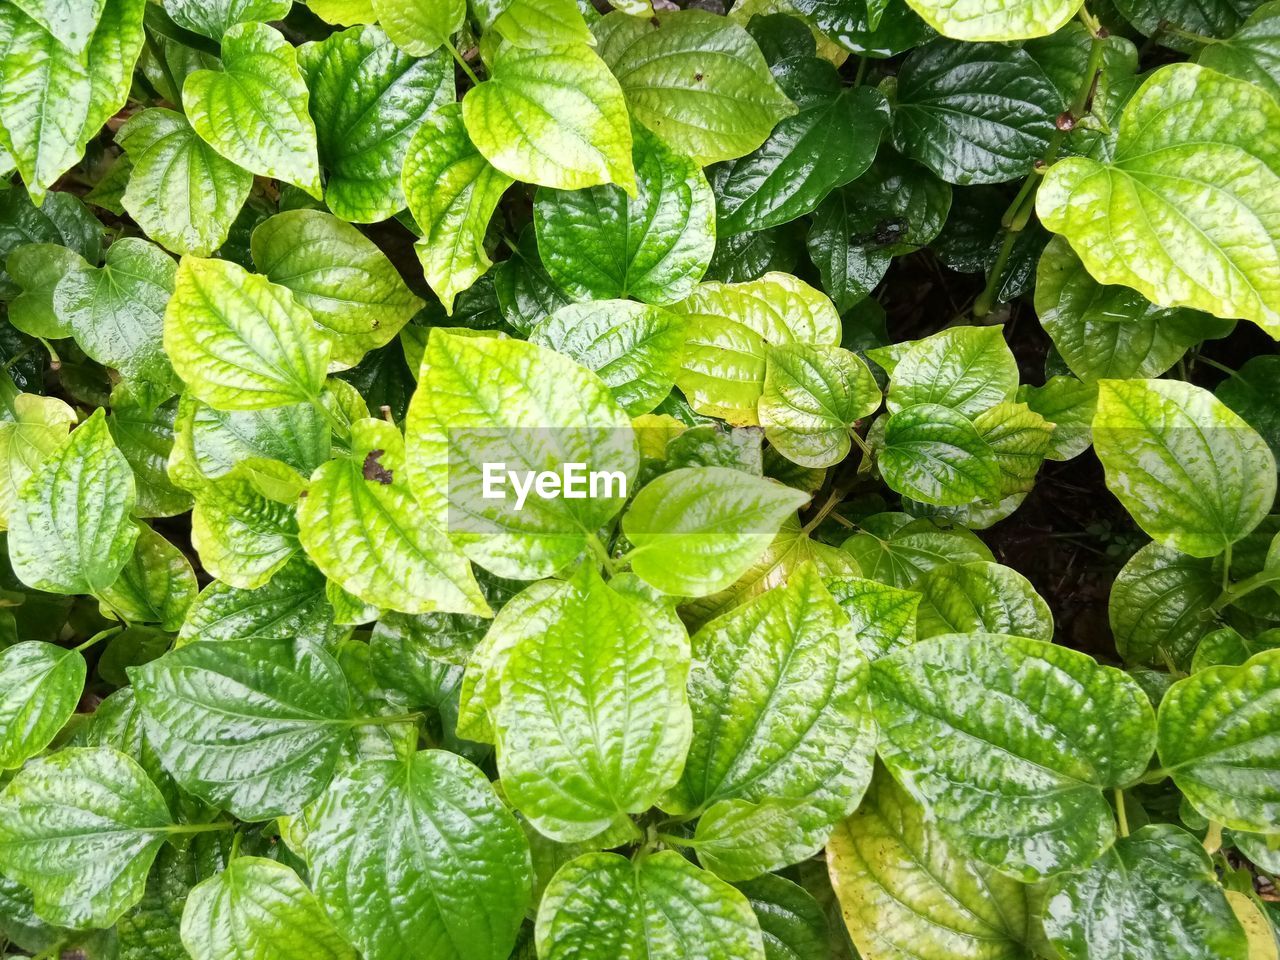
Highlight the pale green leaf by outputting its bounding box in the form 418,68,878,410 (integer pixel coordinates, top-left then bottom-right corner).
823,575,921,660
1017,375,1096,461
760,343,881,468
530,300,686,415
593,9,797,165
1158,649,1280,833
673,272,841,424
827,765,1034,960
903,0,1082,40
251,209,424,368
98,523,196,631
181,857,356,960
190,459,302,589
915,560,1053,641
0,747,174,929
184,22,322,197
1037,63,1280,334
298,417,488,616
405,331,638,579
1093,378,1276,557
0,641,84,769
164,257,331,410
462,42,635,192
887,325,1018,417
304,749,532,960
0,392,75,531
178,557,345,647
116,108,251,258
163,0,291,39
879,403,1004,506
9,409,138,595
535,851,766,960
841,512,994,589
476,0,593,47
371,0,463,55
624,466,810,597
492,566,691,841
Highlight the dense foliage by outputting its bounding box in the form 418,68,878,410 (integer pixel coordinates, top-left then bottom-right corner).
0,0,1278,957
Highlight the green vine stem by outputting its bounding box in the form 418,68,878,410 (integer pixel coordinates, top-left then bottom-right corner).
973,9,1108,317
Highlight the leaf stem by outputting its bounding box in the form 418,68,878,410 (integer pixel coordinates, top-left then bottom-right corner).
1196,355,1237,378
353,711,424,727
974,19,1107,318
143,25,183,110
444,37,481,86
74,625,123,653
589,533,618,577
1114,788,1129,837
163,820,237,835
1156,20,1221,45
1211,568,1280,613
1203,820,1223,854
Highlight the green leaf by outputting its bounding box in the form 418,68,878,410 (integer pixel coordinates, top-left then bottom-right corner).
162,0,290,38
405,331,638,579
299,24,452,222
0,747,174,928
461,42,635,192
824,575,921,660
108,387,191,518
530,300,686,415
534,125,717,304
736,874,829,960
1037,63,1280,334
1114,0,1262,51
9,409,139,595
887,325,1018,418
673,272,841,424
492,566,691,841
892,40,1059,185
54,237,178,390
116,836,228,960
842,511,994,589
184,22,322,197
624,467,810,597
1033,236,1234,383
98,523,196,631
251,210,424,367
0,641,84,769
759,343,881,468
1093,378,1276,558
165,257,331,410
475,0,593,48
304,749,531,960
535,851,766,960
178,557,344,647
10,0,105,55
827,765,1034,960
715,86,889,235
809,168,952,312
132,638,354,820
371,0,462,55
191,459,302,589
902,0,1082,40
1200,2,1280,102
181,857,356,960
298,417,488,616
1017,375,1096,461
870,633,1156,880
0,0,144,201
403,102,512,313
1219,355,1280,459
669,564,875,878
116,108,251,258
594,10,796,166
1043,823,1247,960
973,401,1054,497
1110,541,1219,668
788,0,937,57
879,403,1003,506
915,560,1053,641
0,393,75,531
6,243,86,339
0,187,101,298
1158,649,1280,833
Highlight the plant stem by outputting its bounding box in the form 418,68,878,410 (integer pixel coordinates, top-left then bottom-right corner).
353,711,424,727
444,37,481,86
1212,568,1280,613
74,625,123,653
589,533,617,577
1196,355,1237,378
1157,21,1221,45
143,25,183,110
1114,788,1129,837
1203,821,1223,854
974,16,1106,318
163,820,237,835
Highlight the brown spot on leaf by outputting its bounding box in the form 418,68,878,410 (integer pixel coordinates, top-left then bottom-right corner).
694,71,704,82
363,449,393,485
